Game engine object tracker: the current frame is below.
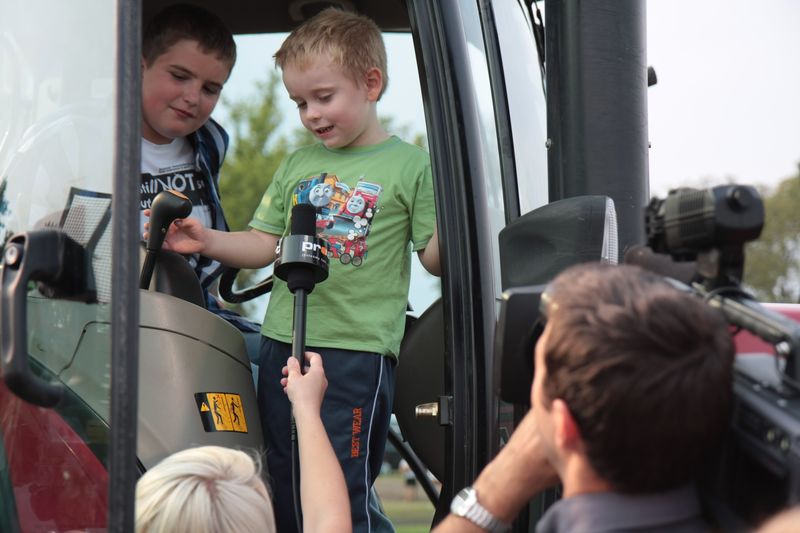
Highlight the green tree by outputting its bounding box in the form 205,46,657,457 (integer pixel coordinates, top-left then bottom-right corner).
744,166,800,302
216,72,289,318
220,72,289,230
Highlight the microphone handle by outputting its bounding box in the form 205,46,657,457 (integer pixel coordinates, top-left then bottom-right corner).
290,287,308,532
292,288,308,365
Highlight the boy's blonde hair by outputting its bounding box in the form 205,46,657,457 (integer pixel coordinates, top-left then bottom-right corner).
274,8,388,99
135,446,275,533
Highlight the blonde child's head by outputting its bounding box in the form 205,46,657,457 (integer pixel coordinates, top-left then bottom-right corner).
275,8,388,99
135,446,275,533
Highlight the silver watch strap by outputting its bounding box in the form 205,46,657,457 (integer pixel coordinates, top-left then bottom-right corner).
464,503,507,532
453,487,510,533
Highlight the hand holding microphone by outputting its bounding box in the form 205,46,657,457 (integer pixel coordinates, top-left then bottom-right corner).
281,352,328,416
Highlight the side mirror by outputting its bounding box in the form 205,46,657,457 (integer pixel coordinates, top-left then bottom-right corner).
496,196,618,404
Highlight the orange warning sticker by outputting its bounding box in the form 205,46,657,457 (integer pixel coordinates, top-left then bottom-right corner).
194,392,248,433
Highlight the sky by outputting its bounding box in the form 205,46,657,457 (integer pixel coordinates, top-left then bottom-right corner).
217,0,800,316
220,0,800,199
646,0,800,196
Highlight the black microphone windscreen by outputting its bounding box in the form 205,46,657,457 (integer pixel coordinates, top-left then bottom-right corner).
624,245,697,284
291,203,317,236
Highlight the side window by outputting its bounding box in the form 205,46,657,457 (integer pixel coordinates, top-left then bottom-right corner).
462,2,507,301
0,1,119,530
491,0,549,215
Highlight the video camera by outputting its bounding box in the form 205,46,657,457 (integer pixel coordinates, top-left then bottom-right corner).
644,185,800,385
644,185,800,526
645,185,763,285
495,185,800,527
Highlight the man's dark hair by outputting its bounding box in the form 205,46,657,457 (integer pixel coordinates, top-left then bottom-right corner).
142,4,236,68
542,262,734,493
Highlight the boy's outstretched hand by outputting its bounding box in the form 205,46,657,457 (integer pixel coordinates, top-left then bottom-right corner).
282,352,328,416
142,208,207,254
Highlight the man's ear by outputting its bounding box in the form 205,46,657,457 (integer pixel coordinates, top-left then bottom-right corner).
551,399,583,451
364,67,383,101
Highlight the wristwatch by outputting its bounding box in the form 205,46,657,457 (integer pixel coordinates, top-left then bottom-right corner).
450,486,510,532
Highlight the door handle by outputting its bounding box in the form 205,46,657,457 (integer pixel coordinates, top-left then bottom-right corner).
415,396,452,426
415,402,439,418
1,229,93,407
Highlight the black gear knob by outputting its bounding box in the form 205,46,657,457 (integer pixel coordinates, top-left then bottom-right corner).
146,190,192,252
141,190,192,290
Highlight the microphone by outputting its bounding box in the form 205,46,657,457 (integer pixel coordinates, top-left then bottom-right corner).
623,245,698,284
274,203,330,294
274,202,332,363
274,203,330,533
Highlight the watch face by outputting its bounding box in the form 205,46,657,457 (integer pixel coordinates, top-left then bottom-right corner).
453,487,477,512
451,486,509,533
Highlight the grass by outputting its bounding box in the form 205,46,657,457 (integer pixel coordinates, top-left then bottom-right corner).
383,500,435,525
376,472,436,531
395,526,431,533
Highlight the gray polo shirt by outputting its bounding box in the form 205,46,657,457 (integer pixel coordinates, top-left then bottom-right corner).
536,485,707,533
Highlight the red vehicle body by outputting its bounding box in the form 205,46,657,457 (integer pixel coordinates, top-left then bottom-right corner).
735,304,800,355
0,381,108,531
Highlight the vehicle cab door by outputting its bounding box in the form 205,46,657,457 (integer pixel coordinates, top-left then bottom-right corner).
400,0,548,526
0,0,140,530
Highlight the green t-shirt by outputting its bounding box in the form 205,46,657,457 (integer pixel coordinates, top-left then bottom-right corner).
249,136,435,357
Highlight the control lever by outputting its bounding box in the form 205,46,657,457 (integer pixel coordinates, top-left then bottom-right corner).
218,266,274,304
1,230,92,407
140,190,192,290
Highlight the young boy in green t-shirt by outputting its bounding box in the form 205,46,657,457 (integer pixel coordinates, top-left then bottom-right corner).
152,8,440,531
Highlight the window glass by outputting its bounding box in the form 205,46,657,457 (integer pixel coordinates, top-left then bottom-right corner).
0,0,116,530
492,0,549,214
463,2,506,300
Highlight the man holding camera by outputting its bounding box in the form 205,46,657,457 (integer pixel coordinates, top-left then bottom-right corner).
435,262,734,532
